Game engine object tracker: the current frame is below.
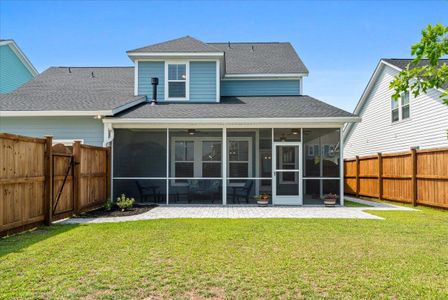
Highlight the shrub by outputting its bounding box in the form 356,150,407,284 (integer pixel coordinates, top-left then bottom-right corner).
116,194,135,211
104,198,114,211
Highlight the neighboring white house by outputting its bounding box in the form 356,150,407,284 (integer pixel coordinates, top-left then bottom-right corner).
343,59,448,158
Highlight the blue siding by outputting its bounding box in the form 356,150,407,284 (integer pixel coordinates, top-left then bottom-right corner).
0,117,104,146
0,45,34,93
138,61,165,100
190,61,216,102
221,79,301,96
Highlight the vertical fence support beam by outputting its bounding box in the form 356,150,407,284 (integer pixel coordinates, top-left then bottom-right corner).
44,136,53,226
73,141,81,214
355,155,360,197
411,147,417,206
378,153,383,200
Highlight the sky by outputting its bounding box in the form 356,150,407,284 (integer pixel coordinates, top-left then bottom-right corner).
1,0,446,112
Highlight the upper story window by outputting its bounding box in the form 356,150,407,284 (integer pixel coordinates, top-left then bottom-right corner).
391,91,410,123
167,63,187,99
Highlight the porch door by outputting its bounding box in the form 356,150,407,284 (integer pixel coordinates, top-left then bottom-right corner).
272,143,302,205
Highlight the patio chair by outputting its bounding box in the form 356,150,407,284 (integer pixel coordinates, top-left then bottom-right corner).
229,180,254,204
135,181,160,203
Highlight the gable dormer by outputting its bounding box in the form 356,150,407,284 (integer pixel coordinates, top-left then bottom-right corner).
127,36,309,102
127,36,223,102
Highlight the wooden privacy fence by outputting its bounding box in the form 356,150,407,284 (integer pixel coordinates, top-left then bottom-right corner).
345,148,448,209
1,133,110,236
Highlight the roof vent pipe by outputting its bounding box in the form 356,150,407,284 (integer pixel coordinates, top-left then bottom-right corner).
151,77,159,105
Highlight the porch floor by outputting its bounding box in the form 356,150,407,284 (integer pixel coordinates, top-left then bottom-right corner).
61,197,416,224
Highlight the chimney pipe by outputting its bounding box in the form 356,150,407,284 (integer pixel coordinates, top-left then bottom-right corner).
151,77,159,105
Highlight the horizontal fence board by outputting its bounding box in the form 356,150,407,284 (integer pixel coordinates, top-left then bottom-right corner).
345,147,448,209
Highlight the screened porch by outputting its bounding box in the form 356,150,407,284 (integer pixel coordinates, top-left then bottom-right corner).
112,127,343,205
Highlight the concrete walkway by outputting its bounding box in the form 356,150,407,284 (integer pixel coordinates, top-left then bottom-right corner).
60,197,416,224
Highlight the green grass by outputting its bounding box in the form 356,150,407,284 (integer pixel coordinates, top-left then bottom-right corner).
1,207,447,299
344,199,373,207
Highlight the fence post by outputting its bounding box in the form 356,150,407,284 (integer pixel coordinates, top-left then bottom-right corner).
44,136,53,225
411,147,417,206
355,155,360,197
73,141,81,214
378,153,383,200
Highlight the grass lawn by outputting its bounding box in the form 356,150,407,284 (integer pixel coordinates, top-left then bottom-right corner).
1,206,447,299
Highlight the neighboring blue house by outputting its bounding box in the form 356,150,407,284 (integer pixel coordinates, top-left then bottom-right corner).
0,36,359,206
0,39,38,93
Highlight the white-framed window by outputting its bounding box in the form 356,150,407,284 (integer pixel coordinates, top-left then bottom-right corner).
228,138,252,178
171,137,221,180
401,91,410,120
166,62,189,100
391,91,410,123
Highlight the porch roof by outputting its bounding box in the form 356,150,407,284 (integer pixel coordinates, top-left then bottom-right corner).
112,96,357,121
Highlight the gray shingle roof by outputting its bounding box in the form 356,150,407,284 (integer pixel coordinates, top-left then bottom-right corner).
209,42,308,75
127,36,221,53
0,67,142,111
114,96,355,119
383,58,448,89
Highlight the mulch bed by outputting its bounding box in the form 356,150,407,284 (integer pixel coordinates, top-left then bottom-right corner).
78,204,158,218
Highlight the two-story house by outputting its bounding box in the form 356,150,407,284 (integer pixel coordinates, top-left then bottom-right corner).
0,39,38,93
0,36,359,206
343,59,448,158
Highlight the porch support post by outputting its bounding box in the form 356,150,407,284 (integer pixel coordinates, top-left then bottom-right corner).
166,128,169,204
222,127,227,205
339,127,344,206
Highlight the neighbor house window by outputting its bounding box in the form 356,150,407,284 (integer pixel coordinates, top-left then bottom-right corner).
167,64,187,99
401,91,410,119
391,91,410,123
391,97,399,122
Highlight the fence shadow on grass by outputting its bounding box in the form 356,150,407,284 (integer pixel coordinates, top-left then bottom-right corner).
0,224,79,258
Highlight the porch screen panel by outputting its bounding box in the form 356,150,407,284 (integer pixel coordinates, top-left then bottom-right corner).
114,179,167,204
113,129,167,177
169,129,223,205
303,128,341,205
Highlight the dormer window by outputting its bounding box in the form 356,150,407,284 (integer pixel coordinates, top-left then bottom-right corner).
167,63,189,100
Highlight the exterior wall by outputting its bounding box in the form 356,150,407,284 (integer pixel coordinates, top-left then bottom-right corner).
344,65,448,158
190,61,216,102
137,61,217,102
138,61,165,100
221,79,301,96
0,44,34,93
0,116,104,146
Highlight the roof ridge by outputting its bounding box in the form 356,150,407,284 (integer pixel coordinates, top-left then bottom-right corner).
127,35,221,53
207,42,287,44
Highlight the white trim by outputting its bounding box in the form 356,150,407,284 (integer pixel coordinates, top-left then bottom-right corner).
111,97,147,115
0,40,38,77
216,60,220,102
339,127,344,206
0,110,113,117
104,117,361,125
0,97,147,117
134,60,139,96
128,52,224,58
166,129,170,204
164,61,190,101
224,73,307,79
222,128,227,205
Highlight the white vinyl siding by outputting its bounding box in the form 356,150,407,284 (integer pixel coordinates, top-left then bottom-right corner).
344,64,448,158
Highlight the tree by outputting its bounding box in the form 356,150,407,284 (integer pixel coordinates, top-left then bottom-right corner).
390,24,448,104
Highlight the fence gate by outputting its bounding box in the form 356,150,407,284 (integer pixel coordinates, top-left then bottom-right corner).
51,143,75,220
